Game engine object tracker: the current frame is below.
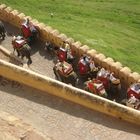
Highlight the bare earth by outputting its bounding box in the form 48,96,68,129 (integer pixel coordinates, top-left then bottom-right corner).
0,110,47,140
0,22,140,140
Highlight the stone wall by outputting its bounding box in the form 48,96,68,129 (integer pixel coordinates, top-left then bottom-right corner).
0,59,140,125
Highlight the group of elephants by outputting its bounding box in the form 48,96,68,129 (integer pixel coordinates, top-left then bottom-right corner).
0,19,139,110
0,19,38,65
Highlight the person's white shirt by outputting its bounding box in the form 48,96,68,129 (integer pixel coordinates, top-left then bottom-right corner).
89,61,95,71
128,95,138,104
110,73,116,82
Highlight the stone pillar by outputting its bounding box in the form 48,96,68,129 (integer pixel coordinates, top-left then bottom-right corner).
56,33,67,47
71,41,82,57
0,4,7,20
50,29,60,46
119,67,131,89
128,72,140,86
9,10,19,26
94,53,106,66
42,26,53,42
15,13,26,28
3,6,12,22
35,22,46,40
101,57,114,71
65,37,74,44
110,62,123,77
79,45,90,57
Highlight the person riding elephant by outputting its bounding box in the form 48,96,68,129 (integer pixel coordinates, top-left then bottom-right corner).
0,20,6,40
12,35,32,65
62,41,75,63
78,54,97,77
12,35,24,57
21,18,38,44
21,18,31,38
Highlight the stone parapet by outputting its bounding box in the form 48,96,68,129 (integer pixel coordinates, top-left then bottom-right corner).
0,59,140,125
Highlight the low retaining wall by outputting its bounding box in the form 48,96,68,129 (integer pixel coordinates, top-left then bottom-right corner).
0,59,140,125
0,45,23,66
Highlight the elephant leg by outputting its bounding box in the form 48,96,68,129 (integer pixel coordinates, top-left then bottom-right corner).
20,50,25,59
27,55,32,65
0,33,2,39
21,55,24,59
16,50,20,57
25,50,32,65
2,32,5,40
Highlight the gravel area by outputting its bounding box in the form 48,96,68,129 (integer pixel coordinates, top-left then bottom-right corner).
0,110,47,140
0,77,140,140
0,51,10,61
0,22,56,78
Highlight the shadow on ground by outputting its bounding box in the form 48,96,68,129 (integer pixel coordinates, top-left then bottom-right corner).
0,79,139,136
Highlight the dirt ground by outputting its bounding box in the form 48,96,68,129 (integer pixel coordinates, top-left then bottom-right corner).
0,110,49,140
0,76,140,140
0,21,140,140
0,22,56,78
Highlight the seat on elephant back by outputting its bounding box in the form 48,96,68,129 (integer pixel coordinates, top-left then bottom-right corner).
12,36,27,50
84,79,107,97
78,56,90,75
127,83,140,99
97,68,110,90
78,60,89,75
58,48,67,62
21,18,37,44
21,22,32,39
121,83,140,110
58,47,67,62
57,61,73,77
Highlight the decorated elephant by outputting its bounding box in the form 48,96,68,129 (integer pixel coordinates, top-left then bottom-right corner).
12,35,32,65
84,78,107,98
78,55,99,79
97,68,121,97
53,60,78,86
21,18,38,44
57,46,75,64
121,83,140,110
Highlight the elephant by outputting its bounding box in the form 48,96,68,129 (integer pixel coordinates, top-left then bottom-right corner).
12,36,32,65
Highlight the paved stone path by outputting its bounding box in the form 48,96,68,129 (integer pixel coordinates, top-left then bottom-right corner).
0,110,48,140
0,78,140,140
0,22,56,79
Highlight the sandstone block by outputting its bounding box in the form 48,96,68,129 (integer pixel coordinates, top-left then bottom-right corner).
128,72,140,86
15,13,26,28
0,4,7,20
65,37,74,44
49,29,60,46
3,7,12,22
110,61,123,77
101,57,114,71
9,10,19,26
87,49,98,58
119,67,131,88
71,41,82,57
94,53,106,66
79,45,90,57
